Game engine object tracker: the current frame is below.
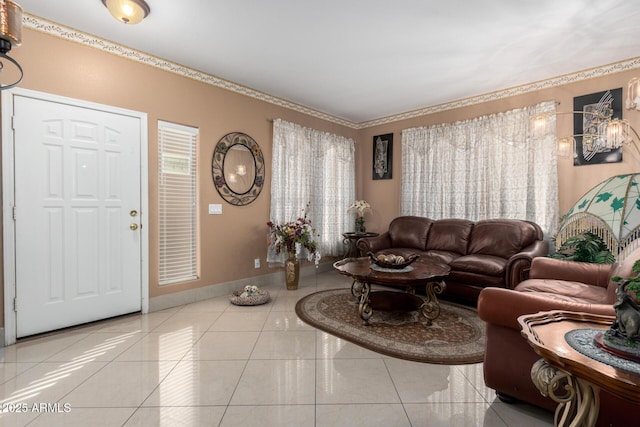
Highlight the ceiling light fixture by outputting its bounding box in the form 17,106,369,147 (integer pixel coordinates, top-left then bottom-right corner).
0,0,22,90
101,0,150,25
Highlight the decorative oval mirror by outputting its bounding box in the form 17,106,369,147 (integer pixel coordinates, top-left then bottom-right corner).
212,132,265,206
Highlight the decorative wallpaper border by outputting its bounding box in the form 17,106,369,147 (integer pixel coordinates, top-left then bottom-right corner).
23,14,354,128
24,14,640,130
359,57,640,129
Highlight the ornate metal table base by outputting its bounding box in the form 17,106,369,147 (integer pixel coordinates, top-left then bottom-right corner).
336,257,450,327
350,279,446,326
421,279,446,325
519,311,640,427
531,359,599,427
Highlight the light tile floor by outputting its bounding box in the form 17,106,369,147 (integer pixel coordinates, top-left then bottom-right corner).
0,270,554,426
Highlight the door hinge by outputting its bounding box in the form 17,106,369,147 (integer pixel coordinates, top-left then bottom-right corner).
12,205,16,221
11,115,15,130
13,297,17,312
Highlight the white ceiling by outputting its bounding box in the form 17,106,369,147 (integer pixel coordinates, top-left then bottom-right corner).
16,0,640,125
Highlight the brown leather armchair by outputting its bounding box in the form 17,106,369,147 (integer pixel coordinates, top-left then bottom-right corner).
478,249,640,426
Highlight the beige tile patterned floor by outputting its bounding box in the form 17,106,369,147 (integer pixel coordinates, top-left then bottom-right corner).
0,270,553,426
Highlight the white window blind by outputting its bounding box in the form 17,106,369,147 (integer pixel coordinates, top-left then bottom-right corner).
158,120,198,285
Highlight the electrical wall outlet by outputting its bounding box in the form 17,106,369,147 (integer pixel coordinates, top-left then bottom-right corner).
254,258,260,269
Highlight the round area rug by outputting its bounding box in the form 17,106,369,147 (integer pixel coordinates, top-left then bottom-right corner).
295,288,485,364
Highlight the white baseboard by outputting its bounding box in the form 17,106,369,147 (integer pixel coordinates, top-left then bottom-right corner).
0,263,335,347
149,262,333,312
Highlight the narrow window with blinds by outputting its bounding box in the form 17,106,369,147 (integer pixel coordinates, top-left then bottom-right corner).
158,120,199,285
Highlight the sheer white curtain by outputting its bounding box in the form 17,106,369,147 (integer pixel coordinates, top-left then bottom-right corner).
269,119,356,261
401,101,558,234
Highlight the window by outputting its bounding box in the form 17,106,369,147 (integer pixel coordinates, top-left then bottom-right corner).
401,101,558,234
158,120,198,285
269,119,356,259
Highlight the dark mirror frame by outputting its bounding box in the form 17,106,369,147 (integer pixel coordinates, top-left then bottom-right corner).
212,132,265,206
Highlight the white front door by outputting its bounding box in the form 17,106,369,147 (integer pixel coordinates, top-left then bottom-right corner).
11,93,144,337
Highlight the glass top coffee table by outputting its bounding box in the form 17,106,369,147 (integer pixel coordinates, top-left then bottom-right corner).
333,256,451,325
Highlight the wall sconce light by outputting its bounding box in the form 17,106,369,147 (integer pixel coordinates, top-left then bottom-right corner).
534,81,640,159
604,118,626,149
531,114,549,135
0,0,23,90
101,0,150,25
534,108,640,159
626,77,640,111
601,118,640,156
556,136,575,158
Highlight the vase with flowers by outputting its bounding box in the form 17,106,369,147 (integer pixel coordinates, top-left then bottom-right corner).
349,200,371,234
267,204,320,290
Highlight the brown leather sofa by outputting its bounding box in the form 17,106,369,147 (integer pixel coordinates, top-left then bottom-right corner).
478,250,640,426
356,216,548,304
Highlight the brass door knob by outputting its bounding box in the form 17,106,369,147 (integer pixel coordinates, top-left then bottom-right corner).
130,223,139,230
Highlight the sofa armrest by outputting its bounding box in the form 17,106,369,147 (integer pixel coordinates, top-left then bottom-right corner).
477,287,615,331
504,240,549,288
529,257,612,288
356,232,391,255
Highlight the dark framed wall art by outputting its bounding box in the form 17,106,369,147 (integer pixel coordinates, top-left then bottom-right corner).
372,133,392,180
573,88,623,166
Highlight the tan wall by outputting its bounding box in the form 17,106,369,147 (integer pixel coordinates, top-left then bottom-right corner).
2,27,640,330
0,28,359,328
358,69,640,233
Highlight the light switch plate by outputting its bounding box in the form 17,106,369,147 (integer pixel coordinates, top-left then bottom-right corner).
208,204,222,215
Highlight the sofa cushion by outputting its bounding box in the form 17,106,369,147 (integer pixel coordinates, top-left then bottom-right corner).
450,254,507,276
422,250,460,265
515,278,609,305
388,216,432,250
425,219,473,254
468,219,537,259
449,271,504,288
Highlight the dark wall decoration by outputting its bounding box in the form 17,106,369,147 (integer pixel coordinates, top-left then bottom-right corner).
573,88,623,166
372,133,393,180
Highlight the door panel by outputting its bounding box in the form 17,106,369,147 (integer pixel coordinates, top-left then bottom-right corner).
13,95,142,337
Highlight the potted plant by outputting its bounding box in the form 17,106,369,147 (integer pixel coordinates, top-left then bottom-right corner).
267,205,320,290
348,200,371,234
548,232,615,264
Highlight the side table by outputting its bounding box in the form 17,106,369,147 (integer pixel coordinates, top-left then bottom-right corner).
518,310,640,427
342,232,378,258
